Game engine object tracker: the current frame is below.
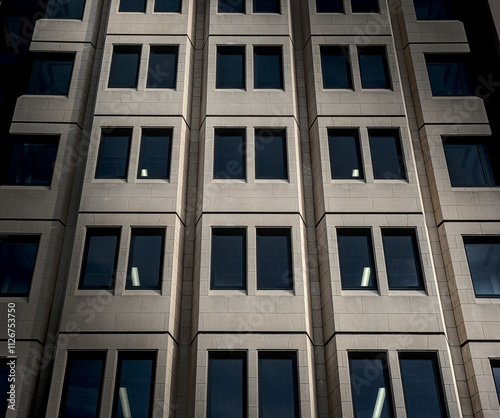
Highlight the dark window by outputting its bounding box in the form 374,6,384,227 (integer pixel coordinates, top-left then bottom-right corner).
254,46,283,89
108,46,141,88
259,352,299,418
216,46,245,89
257,229,292,290
5,135,58,186
414,0,453,20
218,0,244,13
0,16,22,49
79,229,120,290
126,229,164,290
399,353,447,418
0,360,9,415
58,352,106,418
426,55,472,96
351,0,379,12
358,46,391,89
328,129,363,179
443,137,499,187
255,129,287,179
112,352,155,418
95,129,132,179
214,128,246,179
208,352,247,418
492,361,500,404
254,0,279,13
464,237,500,297
337,229,377,290
382,229,424,290
211,229,246,290
28,54,74,95
119,0,146,12
349,353,394,418
154,0,181,12
46,0,86,19
316,0,343,13
138,128,172,179
0,235,39,296
369,129,406,180
320,46,352,89
147,46,178,88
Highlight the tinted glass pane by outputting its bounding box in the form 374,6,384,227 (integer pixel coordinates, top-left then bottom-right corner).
492,363,500,403
338,230,377,289
426,59,471,96
316,0,343,12
328,130,363,179
254,47,283,89
257,229,292,290
259,353,299,418
255,129,287,179
28,56,74,95
96,131,131,179
208,353,246,418
59,353,105,418
6,137,58,185
400,356,446,418
0,236,38,296
254,0,279,13
358,47,390,89
138,129,172,179
321,46,352,89
154,0,181,12
217,46,245,89
46,0,86,19
414,0,453,20
218,0,244,12
113,354,155,418
80,231,119,289
349,355,394,418
126,230,164,289
147,46,178,88
211,229,246,289
119,0,146,12
369,130,405,180
464,240,500,297
351,0,378,12
214,129,245,179
108,48,141,88
383,231,424,289
0,363,9,415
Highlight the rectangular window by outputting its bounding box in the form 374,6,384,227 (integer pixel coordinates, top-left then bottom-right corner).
358,46,391,89
368,129,406,180
253,0,279,13
147,46,178,88
316,0,343,13
46,0,86,19
258,352,299,418
126,229,164,290
414,0,453,20
119,0,146,12
257,229,292,290
211,228,246,290
5,135,58,186
79,229,120,290
108,46,141,88
255,128,287,179
349,353,394,418
320,46,352,89
328,129,363,179
0,235,39,296
216,46,245,89
95,128,132,179
254,46,283,89
399,353,447,418
138,128,172,179
154,0,181,12
112,352,155,418
58,352,106,418
426,55,472,96
218,0,244,13
214,128,246,179
0,360,9,415
382,229,424,290
443,137,499,186
28,54,74,95
492,361,500,404
464,237,500,297
351,0,379,12
337,229,377,290
208,352,247,418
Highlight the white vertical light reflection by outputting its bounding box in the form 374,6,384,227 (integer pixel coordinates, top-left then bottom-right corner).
361,267,371,287
131,267,140,287
141,169,148,177
372,387,386,418
352,169,360,177
119,387,132,418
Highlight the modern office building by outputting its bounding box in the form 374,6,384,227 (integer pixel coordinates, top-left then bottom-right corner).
0,0,500,416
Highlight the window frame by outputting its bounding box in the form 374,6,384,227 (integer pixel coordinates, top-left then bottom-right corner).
368,129,406,180
320,45,353,89
256,228,293,290
154,0,182,12
210,228,247,290
316,0,344,13
413,0,454,20
253,45,284,90
45,0,86,19
254,128,288,180
27,53,75,96
327,128,364,180
108,45,142,89
216,45,246,89
253,0,280,14
95,128,132,180
463,236,500,298
137,128,173,180
118,0,147,13
357,46,391,89
492,360,500,404
425,54,472,97
351,0,379,13
147,45,179,89
218,0,245,13
213,128,246,180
